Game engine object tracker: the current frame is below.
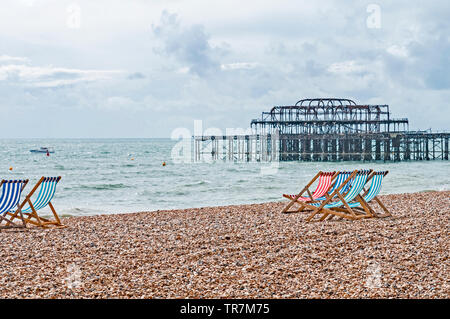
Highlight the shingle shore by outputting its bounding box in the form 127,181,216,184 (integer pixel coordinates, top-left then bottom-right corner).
0,191,448,298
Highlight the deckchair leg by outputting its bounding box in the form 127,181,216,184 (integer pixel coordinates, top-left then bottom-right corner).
1,208,26,228
15,207,27,228
306,205,323,222
0,213,26,229
315,207,355,221
4,201,27,226
48,202,63,226
372,196,392,217
4,211,27,227
25,200,44,227
0,215,19,228
319,192,357,221
20,213,45,226
5,210,19,223
354,195,375,219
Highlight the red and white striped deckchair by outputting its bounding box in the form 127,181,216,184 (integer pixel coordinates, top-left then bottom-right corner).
281,171,337,214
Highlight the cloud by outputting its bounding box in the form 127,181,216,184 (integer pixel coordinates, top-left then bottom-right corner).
127,72,146,80
151,10,225,76
327,60,369,75
0,59,122,87
221,62,260,70
0,55,30,64
386,45,409,58
1,2,450,137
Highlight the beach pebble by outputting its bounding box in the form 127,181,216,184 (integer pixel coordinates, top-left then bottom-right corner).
0,191,448,299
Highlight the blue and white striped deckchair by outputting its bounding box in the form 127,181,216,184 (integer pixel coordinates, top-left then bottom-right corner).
8,176,64,228
0,179,28,229
303,170,372,221
347,171,391,217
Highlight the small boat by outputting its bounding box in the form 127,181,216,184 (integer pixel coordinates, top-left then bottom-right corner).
30,147,55,154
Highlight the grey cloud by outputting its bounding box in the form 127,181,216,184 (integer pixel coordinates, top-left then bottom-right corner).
2,2,450,137
0,63,121,88
127,72,146,80
152,10,224,76
410,38,450,90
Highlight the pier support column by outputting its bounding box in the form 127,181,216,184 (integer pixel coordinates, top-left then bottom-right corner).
331,139,337,161
384,138,391,161
405,138,411,161
375,139,381,161
364,138,372,161
445,137,449,160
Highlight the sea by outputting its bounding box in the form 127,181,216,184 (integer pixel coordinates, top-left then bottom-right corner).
1,138,449,216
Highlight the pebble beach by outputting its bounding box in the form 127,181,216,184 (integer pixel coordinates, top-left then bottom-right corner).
0,191,448,299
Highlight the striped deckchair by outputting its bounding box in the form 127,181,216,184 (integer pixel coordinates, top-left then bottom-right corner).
280,171,337,213
346,171,391,218
7,176,65,228
314,171,354,201
303,170,372,222
0,179,28,229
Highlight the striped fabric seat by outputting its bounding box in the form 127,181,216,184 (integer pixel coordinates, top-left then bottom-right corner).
19,177,60,214
347,171,386,208
0,179,28,228
7,176,64,228
314,171,353,201
0,180,28,214
309,170,371,209
284,172,334,201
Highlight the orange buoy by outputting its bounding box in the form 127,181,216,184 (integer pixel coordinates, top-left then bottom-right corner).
162,161,166,166
9,166,13,171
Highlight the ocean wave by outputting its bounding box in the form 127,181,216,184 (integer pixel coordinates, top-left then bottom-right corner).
73,183,131,190
184,180,210,187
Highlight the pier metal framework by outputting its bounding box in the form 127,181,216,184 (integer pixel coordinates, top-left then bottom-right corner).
251,98,408,135
194,98,449,162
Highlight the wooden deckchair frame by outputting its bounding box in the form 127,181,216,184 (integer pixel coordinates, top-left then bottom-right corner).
6,176,65,228
0,179,28,229
347,170,391,218
280,171,338,214
327,171,380,221
302,170,373,222
286,170,359,217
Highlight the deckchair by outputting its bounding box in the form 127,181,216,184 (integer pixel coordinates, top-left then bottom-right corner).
7,176,65,228
303,170,372,222
345,171,391,218
281,170,357,214
314,171,354,201
280,171,337,213
0,179,28,229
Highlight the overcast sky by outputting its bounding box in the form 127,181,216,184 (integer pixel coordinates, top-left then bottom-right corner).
1,0,449,137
